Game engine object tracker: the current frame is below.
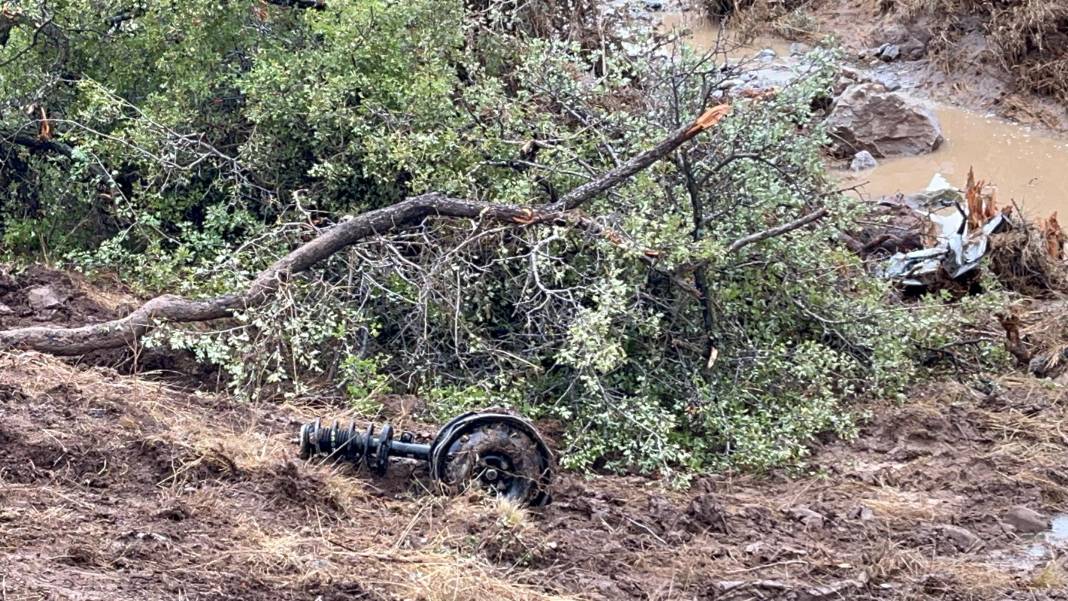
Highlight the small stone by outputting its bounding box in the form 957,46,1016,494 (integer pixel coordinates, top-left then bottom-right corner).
940,524,980,550
642,0,663,10
879,44,901,62
0,303,12,316
1004,506,1050,534
791,506,825,529
757,48,777,62
848,505,875,521
26,286,63,311
851,150,878,172
789,43,810,56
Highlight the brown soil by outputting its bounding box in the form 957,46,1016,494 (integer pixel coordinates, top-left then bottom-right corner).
3,293,1068,599
740,0,1068,132
0,265,217,380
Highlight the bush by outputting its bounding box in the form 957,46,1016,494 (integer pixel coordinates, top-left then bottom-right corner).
1,0,1005,475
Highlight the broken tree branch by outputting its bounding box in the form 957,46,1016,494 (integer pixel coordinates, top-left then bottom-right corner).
264,0,327,9
547,104,730,211
725,207,830,255
0,107,730,355
0,124,116,187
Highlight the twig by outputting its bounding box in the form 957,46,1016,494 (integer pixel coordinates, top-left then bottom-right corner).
725,207,830,254
724,560,809,575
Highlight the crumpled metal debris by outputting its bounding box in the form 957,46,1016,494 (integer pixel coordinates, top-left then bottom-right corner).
879,173,1010,288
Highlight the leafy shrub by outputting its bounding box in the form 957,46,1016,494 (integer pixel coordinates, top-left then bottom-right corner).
1,0,1006,475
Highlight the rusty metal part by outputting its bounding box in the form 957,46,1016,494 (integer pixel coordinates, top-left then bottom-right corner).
298,411,553,506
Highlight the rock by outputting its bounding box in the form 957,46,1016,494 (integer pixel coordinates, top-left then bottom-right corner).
878,44,901,62
0,303,12,316
756,48,777,62
825,83,944,158
789,42,810,56
801,579,863,600
940,524,980,550
848,505,875,521
1004,506,1050,534
871,73,902,91
850,150,878,172
832,76,853,97
642,0,663,10
26,285,64,311
791,506,825,529
902,39,927,60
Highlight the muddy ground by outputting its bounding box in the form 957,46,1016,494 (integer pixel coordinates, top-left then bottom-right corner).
0,268,1067,600
780,0,1068,132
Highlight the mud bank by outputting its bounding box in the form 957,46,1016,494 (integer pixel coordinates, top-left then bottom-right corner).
2,341,1068,598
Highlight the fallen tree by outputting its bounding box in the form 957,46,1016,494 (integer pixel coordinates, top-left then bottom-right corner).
0,106,735,356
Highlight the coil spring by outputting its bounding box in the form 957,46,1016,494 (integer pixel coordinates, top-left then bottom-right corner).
299,418,416,475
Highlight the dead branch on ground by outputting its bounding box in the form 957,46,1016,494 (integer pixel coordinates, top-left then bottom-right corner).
0,106,734,355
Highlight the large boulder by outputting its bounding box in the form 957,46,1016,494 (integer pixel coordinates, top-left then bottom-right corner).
825,83,944,158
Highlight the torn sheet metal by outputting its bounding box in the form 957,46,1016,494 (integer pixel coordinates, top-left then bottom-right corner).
880,174,1010,288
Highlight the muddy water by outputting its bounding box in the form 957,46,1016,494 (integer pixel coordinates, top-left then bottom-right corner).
661,11,1068,217
659,12,793,60
844,107,1068,217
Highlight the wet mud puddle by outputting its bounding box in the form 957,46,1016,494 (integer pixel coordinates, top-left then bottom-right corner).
843,107,1068,217
1026,514,1068,560
661,11,1068,217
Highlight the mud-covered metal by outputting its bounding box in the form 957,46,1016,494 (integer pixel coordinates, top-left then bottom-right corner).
298,411,553,506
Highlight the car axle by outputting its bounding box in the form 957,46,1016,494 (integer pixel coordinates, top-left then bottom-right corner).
298,411,553,506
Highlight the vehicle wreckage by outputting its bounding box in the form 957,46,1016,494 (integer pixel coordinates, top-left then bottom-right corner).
298,411,554,506
864,169,1065,295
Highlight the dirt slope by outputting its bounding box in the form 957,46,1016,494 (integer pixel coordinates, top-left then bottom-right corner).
1,344,1067,600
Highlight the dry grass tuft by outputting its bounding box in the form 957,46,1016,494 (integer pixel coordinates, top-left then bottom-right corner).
929,558,1017,596
398,552,578,601
861,488,960,522
703,0,821,41
889,0,1068,102
988,224,1068,298
1031,559,1067,590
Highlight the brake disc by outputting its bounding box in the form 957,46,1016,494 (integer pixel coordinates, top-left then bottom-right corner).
429,412,553,506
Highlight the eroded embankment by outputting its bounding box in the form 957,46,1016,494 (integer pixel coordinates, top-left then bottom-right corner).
2,341,1067,600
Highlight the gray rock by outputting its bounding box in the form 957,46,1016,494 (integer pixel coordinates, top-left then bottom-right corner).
791,506,825,529
849,505,875,521
642,0,663,10
872,73,903,91
0,303,12,316
26,286,64,311
1004,506,1050,534
902,39,927,60
878,44,901,62
850,150,878,172
825,83,944,158
802,579,863,600
940,524,980,550
756,48,777,62
789,42,810,56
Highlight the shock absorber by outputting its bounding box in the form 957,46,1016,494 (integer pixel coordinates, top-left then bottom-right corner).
298,411,553,506
300,418,414,475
